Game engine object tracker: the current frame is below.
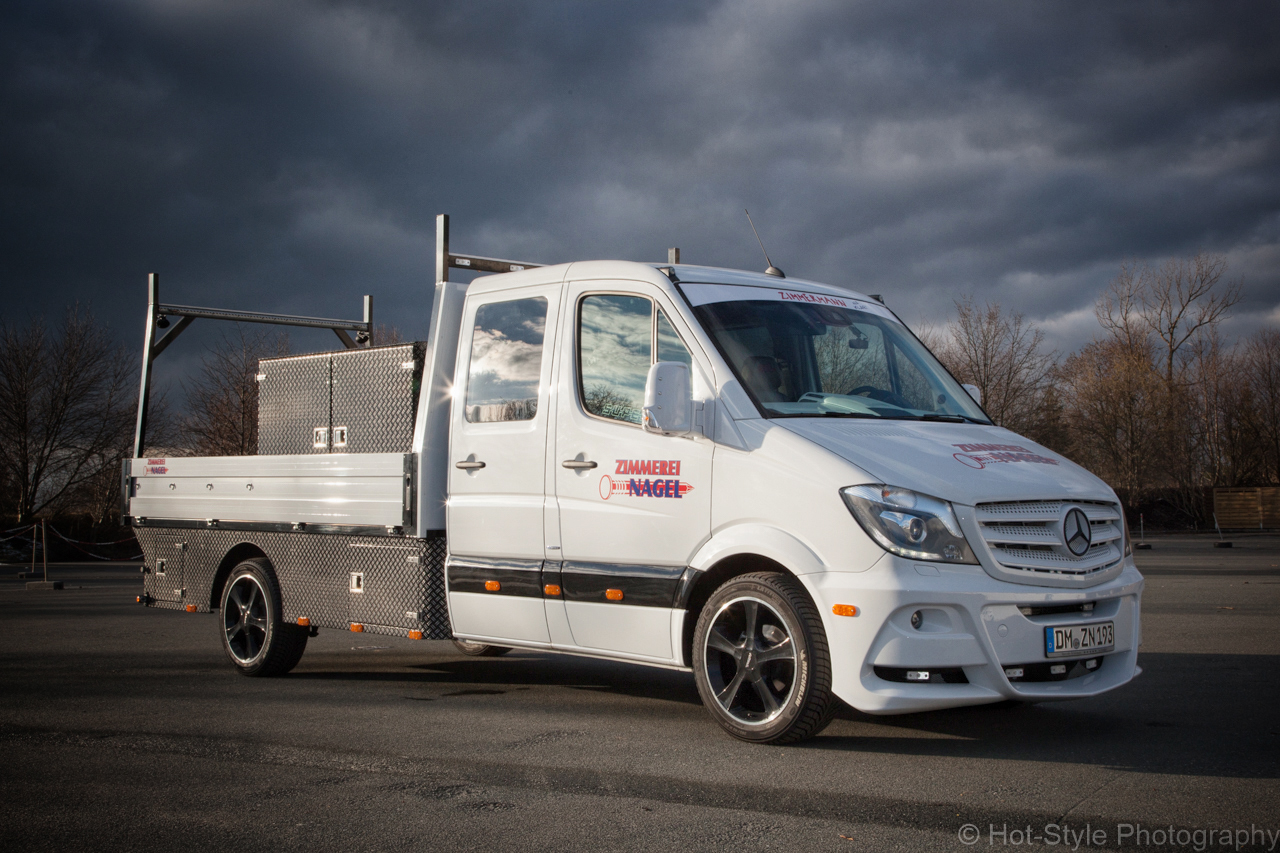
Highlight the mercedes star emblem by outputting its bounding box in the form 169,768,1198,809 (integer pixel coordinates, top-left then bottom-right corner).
1063,507,1092,557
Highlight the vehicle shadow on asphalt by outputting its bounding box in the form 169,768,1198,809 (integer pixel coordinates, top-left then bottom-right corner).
809,651,1280,778
288,650,1280,778
290,651,707,706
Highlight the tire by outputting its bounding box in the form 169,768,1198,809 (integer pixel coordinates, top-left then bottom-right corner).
692,572,836,744
451,638,512,657
218,558,307,677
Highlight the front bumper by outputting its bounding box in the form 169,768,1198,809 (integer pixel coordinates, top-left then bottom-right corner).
801,555,1144,715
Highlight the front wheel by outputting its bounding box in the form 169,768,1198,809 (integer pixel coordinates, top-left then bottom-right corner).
692,572,836,744
219,558,307,677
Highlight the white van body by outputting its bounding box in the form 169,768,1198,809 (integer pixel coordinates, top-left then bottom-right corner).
126,218,1141,742
441,261,1142,715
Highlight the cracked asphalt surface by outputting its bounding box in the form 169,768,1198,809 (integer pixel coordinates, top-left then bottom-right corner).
2,536,1278,852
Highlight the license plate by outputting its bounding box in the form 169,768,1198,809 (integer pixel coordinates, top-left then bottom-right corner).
1045,622,1114,658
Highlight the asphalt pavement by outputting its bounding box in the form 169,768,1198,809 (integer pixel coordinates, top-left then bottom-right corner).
2,536,1278,852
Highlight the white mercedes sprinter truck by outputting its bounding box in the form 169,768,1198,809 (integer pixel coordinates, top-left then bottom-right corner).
124,214,1142,744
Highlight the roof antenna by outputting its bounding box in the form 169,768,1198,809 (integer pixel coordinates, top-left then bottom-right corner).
744,210,785,278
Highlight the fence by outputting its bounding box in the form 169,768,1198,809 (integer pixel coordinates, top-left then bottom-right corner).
1213,487,1280,530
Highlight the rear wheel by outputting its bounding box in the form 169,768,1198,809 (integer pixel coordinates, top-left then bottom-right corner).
692,572,836,744
451,638,512,657
219,558,307,677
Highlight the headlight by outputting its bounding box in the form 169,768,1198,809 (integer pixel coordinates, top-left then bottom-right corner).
840,485,978,564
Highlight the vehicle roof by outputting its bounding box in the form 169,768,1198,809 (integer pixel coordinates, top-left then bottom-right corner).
462,259,881,306
661,264,878,304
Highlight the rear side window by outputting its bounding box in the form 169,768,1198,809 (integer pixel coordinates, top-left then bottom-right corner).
578,295,692,425
465,297,548,423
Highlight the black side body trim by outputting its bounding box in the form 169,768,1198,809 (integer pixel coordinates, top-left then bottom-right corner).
560,561,685,607
447,557,543,597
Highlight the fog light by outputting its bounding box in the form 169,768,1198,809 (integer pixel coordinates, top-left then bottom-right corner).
910,610,923,630
1050,664,1066,675
906,670,930,682
1004,667,1024,679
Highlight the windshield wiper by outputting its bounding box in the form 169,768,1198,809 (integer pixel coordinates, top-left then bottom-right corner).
766,411,882,419
873,412,982,424
914,413,990,424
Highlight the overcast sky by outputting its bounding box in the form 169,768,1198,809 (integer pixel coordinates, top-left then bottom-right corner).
3,0,1278,379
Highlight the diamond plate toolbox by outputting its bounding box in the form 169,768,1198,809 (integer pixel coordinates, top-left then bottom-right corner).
257,343,423,455
135,526,450,638
257,351,331,455
331,343,424,454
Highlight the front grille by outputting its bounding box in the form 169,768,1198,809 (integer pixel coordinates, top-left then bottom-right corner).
976,499,1123,580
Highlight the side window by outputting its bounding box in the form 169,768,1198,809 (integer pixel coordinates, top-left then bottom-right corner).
891,339,938,411
657,310,693,367
580,295,652,424
464,297,548,423
578,297,696,425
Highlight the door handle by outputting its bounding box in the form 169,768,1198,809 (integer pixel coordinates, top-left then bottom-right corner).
455,460,486,470
561,459,598,470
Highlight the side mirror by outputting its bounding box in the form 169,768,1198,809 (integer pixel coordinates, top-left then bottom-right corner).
643,362,692,435
962,383,982,406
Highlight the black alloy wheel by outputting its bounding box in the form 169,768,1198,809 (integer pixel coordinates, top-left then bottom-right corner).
219,558,307,676
693,572,836,744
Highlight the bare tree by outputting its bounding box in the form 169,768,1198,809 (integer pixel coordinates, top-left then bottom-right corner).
1060,338,1169,504
1245,329,1280,484
1143,252,1241,386
0,307,135,524
1184,329,1265,489
371,323,404,346
1088,253,1244,518
930,296,1058,441
1096,262,1150,353
182,326,289,456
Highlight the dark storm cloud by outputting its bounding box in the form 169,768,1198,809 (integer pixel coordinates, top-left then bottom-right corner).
2,0,1278,362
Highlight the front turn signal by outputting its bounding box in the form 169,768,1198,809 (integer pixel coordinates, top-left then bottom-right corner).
832,604,860,617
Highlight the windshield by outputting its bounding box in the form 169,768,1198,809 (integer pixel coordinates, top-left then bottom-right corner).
685,284,990,423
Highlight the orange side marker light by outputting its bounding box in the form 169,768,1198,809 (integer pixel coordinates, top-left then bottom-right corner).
350,623,364,633
544,584,562,596
185,604,197,613
297,617,311,627
484,580,501,592
832,604,860,617
605,588,624,601
408,630,424,640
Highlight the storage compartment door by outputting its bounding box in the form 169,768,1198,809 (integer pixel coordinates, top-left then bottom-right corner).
330,343,423,454
143,533,186,605
257,352,332,455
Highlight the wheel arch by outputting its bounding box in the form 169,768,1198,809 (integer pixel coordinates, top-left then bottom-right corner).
208,542,270,611
680,526,827,667
680,553,832,669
